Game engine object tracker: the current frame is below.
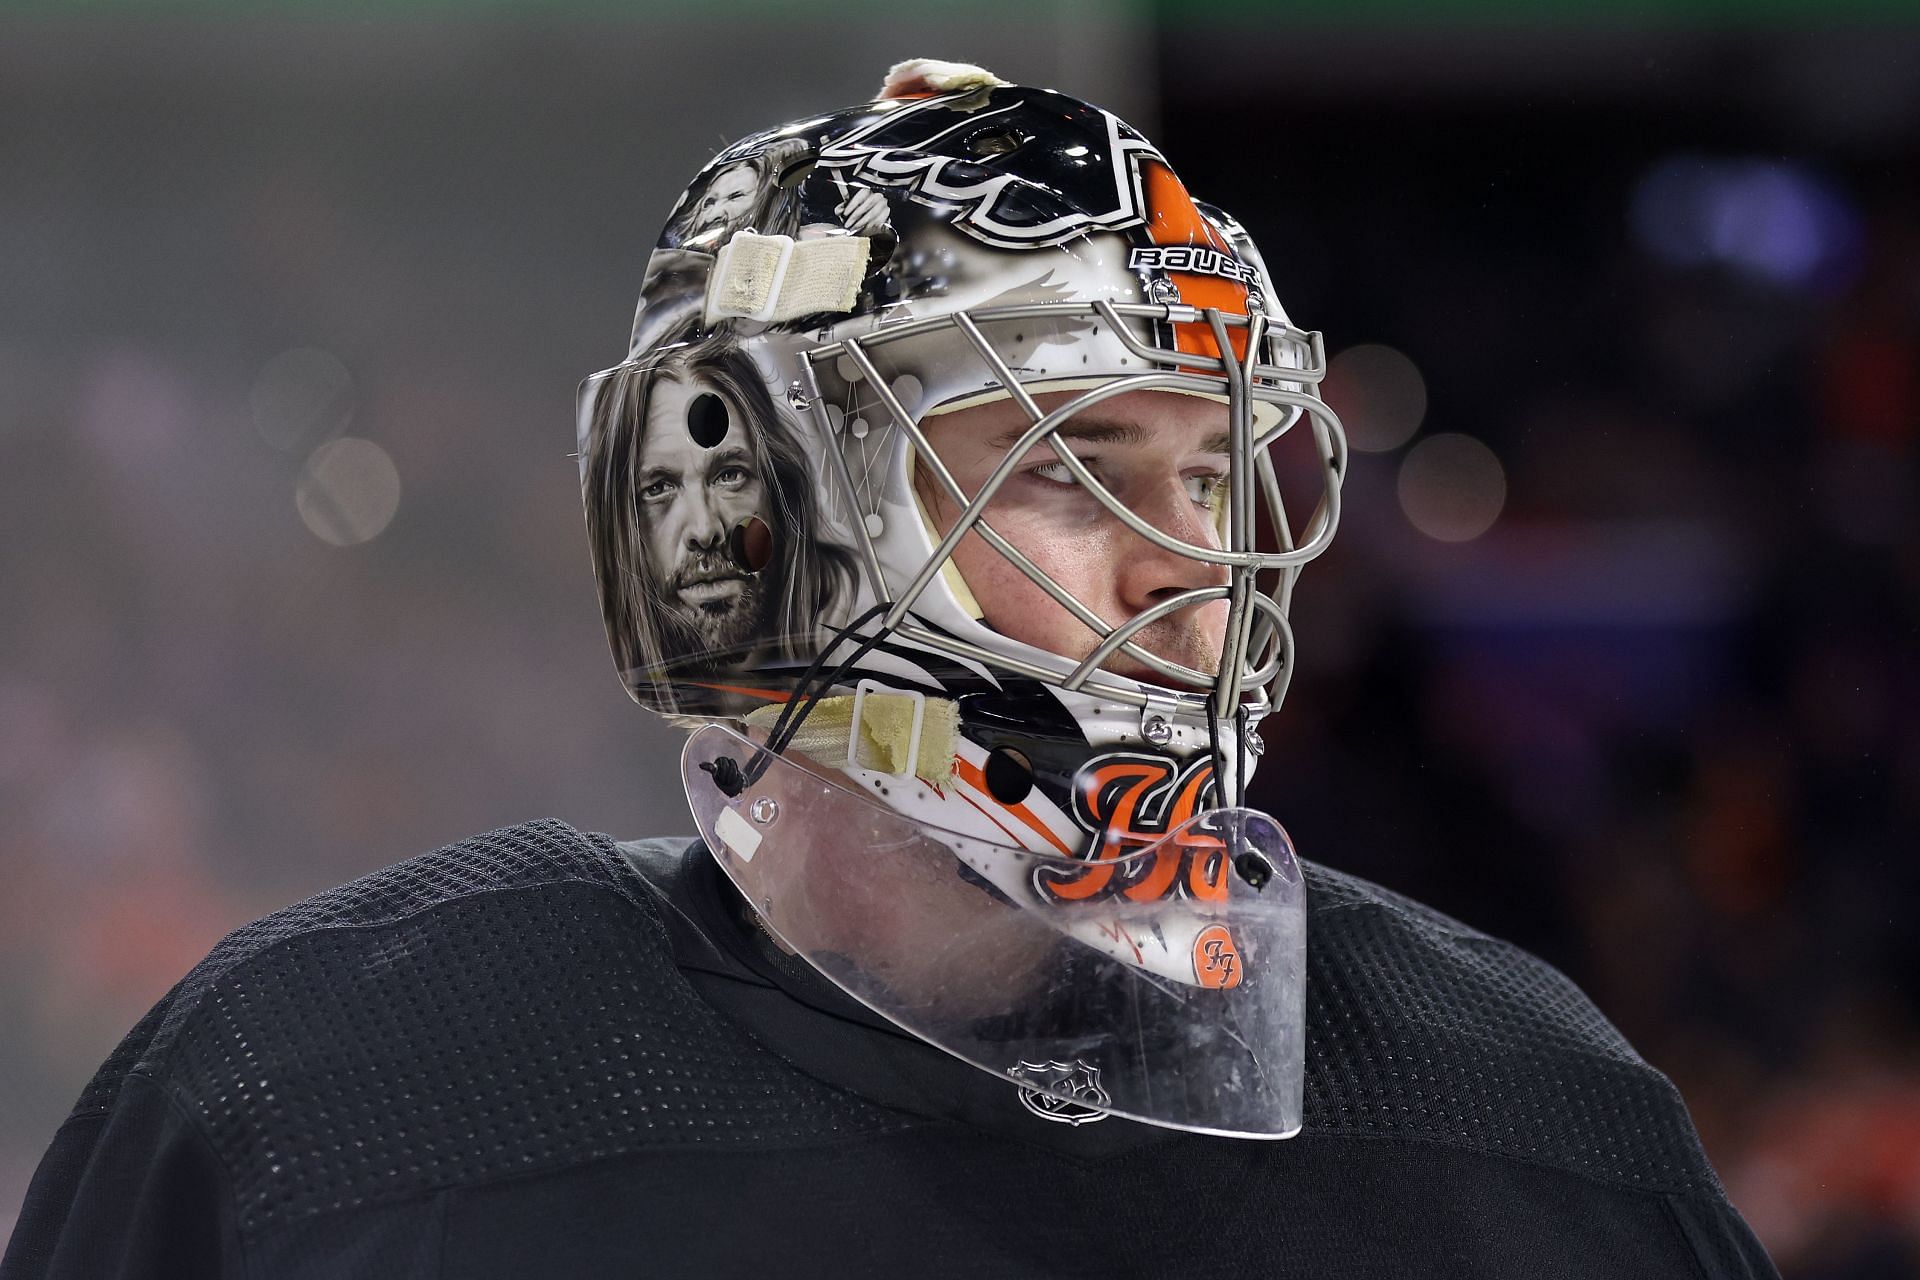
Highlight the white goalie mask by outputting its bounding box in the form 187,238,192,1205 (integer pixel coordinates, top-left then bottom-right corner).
578,60,1347,1138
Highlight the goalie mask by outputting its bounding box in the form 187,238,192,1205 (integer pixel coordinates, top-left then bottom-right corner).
578,60,1346,1138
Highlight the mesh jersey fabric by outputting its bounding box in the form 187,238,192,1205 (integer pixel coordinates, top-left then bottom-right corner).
2,818,1778,1279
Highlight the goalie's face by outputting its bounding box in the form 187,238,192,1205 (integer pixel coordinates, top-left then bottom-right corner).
915,389,1233,685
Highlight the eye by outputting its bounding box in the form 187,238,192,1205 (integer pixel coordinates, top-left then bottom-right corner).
711,464,753,489
1026,461,1082,488
640,476,677,502
1184,472,1228,508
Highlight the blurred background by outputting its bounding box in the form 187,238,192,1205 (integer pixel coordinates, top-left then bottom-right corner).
1,3,1914,1273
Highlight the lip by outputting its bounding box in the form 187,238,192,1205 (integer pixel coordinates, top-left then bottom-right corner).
678,576,746,604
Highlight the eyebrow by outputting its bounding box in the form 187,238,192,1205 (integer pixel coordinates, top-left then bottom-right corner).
988,415,1232,456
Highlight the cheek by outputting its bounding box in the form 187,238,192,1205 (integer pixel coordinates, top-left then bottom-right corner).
948,505,1119,625
641,508,678,570
919,462,1115,634
717,478,765,523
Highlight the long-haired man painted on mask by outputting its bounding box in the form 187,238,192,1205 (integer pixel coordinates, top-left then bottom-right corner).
666,140,808,253
582,330,859,708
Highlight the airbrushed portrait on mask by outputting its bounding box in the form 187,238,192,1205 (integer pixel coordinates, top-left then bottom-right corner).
629,136,897,355
580,332,861,712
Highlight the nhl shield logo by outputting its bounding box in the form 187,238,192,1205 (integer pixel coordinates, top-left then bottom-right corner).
1009,1059,1111,1126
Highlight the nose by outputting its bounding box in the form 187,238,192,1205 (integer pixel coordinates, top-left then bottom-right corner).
675,486,726,552
1115,480,1229,617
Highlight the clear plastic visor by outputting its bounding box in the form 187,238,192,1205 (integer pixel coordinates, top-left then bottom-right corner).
682,724,1307,1139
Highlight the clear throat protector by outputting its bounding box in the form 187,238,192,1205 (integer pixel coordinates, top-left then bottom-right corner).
681,723,1307,1139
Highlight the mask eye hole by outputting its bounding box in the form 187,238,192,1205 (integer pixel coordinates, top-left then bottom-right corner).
687,393,729,448
728,515,773,573
968,128,1026,158
983,746,1033,805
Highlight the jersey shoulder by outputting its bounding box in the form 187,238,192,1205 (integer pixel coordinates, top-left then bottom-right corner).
75,819,899,1243
72,819,635,1115
1301,860,1723,1196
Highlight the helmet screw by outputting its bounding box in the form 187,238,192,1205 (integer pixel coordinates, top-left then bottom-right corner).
750,797,780,825
1234,850,1274,890
1148,278,1179,304
786,380,811,412
1245,729,1266,757
1143,715,1173,746
1246,292,1267,313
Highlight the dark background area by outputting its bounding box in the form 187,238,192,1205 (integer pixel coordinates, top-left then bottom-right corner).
2,10,1915,1275
1173,27,1918,1272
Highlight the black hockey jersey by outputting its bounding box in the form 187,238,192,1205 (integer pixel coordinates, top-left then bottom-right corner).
2,819,1776,1278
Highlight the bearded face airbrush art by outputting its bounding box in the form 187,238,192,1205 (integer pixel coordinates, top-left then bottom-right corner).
633,360,772,655
582,332,860,708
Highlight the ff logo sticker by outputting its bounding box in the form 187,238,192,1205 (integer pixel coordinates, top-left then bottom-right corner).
1192,923,1242,989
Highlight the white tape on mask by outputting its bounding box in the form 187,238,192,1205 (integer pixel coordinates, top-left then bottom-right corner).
706,231,869,325
713,805,764,861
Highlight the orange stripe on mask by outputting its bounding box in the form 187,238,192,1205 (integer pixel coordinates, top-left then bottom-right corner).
685,682,794,703
1142,161,1252,363
953,757,1076,856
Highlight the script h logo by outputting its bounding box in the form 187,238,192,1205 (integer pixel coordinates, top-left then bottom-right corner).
1034,752,1226,905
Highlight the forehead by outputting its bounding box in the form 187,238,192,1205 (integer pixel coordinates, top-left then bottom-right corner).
640,375,747,459
708,164,758,195
925,388,1230,450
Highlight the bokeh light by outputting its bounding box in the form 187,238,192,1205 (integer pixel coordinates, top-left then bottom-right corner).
1321,343,1428,453
1397,433,1506,542
295,437,401,547
251,347,354,453
1629,156,1862,292
79,351,193,461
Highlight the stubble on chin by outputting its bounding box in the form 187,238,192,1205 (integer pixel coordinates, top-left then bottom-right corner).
675,575,770,655
1023,611,1226,687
